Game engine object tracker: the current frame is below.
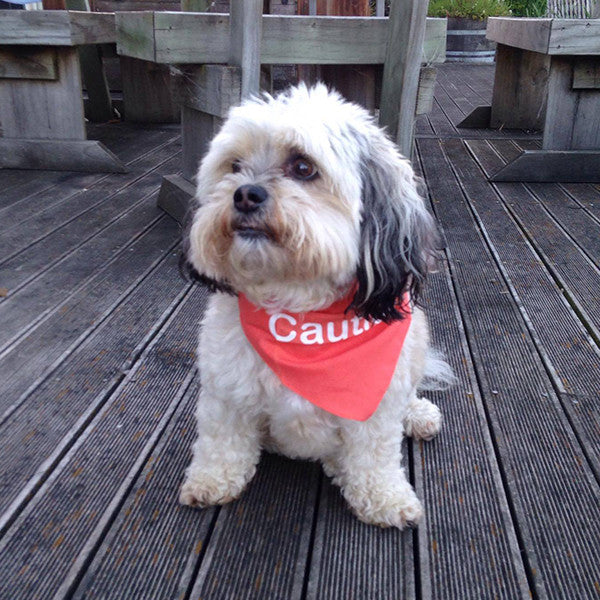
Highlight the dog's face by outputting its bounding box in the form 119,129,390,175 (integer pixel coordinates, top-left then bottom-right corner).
184,84,438,319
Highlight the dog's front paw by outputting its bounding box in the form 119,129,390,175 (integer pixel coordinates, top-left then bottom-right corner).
179,466,256,508
343,482,423,529
403,397,442,441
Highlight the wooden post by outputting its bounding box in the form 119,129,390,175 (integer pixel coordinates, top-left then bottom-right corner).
66,0,113,123
379,0,429,158
229,0,262,99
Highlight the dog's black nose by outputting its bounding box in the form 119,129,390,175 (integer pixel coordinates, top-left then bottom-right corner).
233,185,268,214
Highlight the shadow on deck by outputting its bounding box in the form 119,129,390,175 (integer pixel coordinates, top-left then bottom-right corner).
0,64,598,600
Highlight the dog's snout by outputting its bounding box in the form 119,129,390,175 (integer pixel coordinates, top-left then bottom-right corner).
233,185,268,214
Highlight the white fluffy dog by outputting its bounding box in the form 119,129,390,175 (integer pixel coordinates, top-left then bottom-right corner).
179,84,453,529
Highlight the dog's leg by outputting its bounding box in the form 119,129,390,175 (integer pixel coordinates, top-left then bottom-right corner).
179,389,261,507
330,417,422,529
402,395,442,441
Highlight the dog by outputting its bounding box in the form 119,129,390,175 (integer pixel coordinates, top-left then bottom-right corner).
179,84,453,529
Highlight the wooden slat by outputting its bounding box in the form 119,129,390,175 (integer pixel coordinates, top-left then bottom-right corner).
486,17,552,54
0,192,172,358
0,10,115,46
414,244,530,597
187,454,319,599
69,379,218,600
548,19,600,55
0,243,188,529
487,17,600,56
0,142,181,297
0,126,176,221
153,12,229,64
117,13,446,65
469,139,600,343
461,138,600,477
0,286,204,599
307,471,415,599
0,10,73,45
421,135,600,597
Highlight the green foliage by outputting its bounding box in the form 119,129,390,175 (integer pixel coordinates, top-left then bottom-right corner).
427,0,512,19
505,0,547,16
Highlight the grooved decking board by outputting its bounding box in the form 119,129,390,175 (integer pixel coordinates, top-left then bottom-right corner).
0,195,169,352
448,138,600,475
419,136,600,598
0,124,169,213
558,182,600,221
70,377,218,600
465,139,600,340
0,285,207,600
0,249,189,526
414,265,529,599
188,453,320,599
0,126,177,224
0,150,182,294
0,171,66,208
0,216,179,417
306,468,414,600
0,136,180,247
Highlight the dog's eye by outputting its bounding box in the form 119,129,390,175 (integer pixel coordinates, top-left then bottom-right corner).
232,160,242,174
290,157,317,181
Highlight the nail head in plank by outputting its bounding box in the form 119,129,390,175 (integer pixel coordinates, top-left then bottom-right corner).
0,10,116,46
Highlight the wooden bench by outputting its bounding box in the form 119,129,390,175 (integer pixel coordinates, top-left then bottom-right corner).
115,3,447,222
459,16,600,182
0,9,126,172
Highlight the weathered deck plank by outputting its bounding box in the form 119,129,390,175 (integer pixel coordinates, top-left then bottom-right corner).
0,148,181,296
419,135,600,598
0,286,205,599
0,215,179,415
0,249,189,531
414,265,529,598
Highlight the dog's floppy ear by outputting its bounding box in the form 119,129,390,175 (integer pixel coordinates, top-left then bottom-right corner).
178,210,235,295
349,134,439,322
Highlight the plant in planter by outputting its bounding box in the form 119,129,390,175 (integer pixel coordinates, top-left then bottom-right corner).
428,0,512,63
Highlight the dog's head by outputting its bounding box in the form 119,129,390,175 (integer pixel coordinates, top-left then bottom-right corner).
183,84,439,319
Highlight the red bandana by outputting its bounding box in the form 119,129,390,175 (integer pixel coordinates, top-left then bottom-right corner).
238,291,412,421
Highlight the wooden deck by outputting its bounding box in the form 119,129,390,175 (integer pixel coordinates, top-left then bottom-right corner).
0,64,599,599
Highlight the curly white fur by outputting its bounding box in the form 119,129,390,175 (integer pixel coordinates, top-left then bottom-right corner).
179,84,453,529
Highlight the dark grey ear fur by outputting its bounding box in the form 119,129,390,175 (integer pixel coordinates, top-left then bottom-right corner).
349,141,440,322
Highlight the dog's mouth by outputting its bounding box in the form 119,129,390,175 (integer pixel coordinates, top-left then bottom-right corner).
232,223,274,241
